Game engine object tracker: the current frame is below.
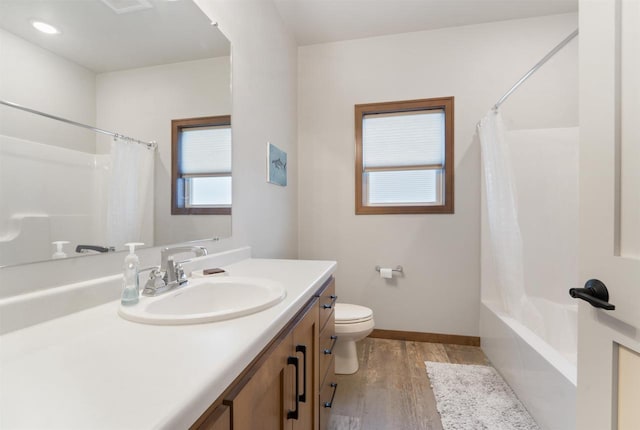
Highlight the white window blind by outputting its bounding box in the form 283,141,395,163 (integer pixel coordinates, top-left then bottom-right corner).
362,109,445,205
363,110,444,169
180,125,231,175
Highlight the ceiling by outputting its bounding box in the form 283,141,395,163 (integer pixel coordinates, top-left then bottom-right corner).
273,0,578,46
0,0,578,73
0,0,230,73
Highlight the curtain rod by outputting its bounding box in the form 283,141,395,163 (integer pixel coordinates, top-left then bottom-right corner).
0,99,157,150
493,29,579,111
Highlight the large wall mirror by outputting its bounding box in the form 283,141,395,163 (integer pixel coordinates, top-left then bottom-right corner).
0,0,232,267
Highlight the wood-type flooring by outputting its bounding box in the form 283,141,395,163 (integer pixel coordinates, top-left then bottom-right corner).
328,337,489,430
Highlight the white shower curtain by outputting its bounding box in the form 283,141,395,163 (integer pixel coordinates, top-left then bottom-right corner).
105,137,154,250
477,110,527,320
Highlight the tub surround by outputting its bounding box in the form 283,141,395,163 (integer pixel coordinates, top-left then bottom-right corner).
480,124,579,430
0,250,336,429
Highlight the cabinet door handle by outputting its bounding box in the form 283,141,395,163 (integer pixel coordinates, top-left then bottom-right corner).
287,356,299,420
323,294,338,309
323,335,338,355
295,345,307,403
323,383,338,408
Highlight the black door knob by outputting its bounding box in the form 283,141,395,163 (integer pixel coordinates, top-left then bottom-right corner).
569,279,615,310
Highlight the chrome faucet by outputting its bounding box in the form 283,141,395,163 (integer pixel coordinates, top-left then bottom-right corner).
142,245,208,296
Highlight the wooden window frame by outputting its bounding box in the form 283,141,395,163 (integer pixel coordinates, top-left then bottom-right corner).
355,97,454,215
171,115,232,215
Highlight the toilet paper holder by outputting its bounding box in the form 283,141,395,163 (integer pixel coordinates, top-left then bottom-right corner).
375,265,403,273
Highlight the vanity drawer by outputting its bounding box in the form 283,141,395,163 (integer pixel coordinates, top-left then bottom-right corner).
319,311,336,384
319,366,338,430
317,279,336,332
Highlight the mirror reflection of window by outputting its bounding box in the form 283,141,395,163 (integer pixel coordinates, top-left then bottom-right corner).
172,116,232,215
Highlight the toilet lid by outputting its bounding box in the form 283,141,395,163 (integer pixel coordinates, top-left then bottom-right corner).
335,303,373,324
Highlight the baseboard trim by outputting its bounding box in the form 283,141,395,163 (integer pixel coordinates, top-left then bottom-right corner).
369,329,480,347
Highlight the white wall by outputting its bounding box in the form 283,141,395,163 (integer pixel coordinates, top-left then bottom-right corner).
0,29,96,153
298,13,578,336
96,57,232,246
196,0,299,259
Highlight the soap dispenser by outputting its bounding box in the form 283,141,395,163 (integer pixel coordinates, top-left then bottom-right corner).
121,242,144,306
51,241,70,259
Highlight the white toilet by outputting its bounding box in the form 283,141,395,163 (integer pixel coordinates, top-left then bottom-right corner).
333,303,375,374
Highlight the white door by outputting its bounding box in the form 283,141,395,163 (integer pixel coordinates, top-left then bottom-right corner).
577,1,640,429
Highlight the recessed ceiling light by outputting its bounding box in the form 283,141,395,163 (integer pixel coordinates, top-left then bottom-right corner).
31,20,60,35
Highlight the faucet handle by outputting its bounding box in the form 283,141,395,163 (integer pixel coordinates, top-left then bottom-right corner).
148,267,163,280
153,276,166,289
175,263,187,285
141,267,168,296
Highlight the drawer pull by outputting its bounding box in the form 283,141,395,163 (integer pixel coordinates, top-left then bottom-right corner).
295,345,307,403
323,335,338,355
322,294,338,309
286,356,299,420
323,383,338,408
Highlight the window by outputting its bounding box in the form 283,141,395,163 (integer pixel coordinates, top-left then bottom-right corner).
172,115,231,215
355,97,454,214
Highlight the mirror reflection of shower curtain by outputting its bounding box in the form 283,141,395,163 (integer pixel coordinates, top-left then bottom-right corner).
105,137,153,250
478,111,527,320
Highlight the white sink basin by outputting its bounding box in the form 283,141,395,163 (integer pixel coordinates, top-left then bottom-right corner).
118,276,286,325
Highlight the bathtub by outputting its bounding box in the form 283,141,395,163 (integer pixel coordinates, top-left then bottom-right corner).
480,299,576,430
479,125,579,430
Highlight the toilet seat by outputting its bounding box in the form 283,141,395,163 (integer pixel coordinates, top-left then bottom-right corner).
335,303,373,324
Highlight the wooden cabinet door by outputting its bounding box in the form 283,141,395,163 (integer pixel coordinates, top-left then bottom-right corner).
230,335,295,430
223,296,322,430
197,405,231,430
292,303,319,430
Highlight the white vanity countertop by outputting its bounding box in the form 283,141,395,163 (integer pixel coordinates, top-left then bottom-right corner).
0,257,336,429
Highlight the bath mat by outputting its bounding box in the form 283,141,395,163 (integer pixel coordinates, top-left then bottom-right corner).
425,361,539,430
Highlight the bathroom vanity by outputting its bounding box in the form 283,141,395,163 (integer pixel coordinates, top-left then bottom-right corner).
194,276,337,430
0,249,337,429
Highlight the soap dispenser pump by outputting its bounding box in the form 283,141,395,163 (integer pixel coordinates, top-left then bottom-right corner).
121,242,144,306
51,241,70,259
